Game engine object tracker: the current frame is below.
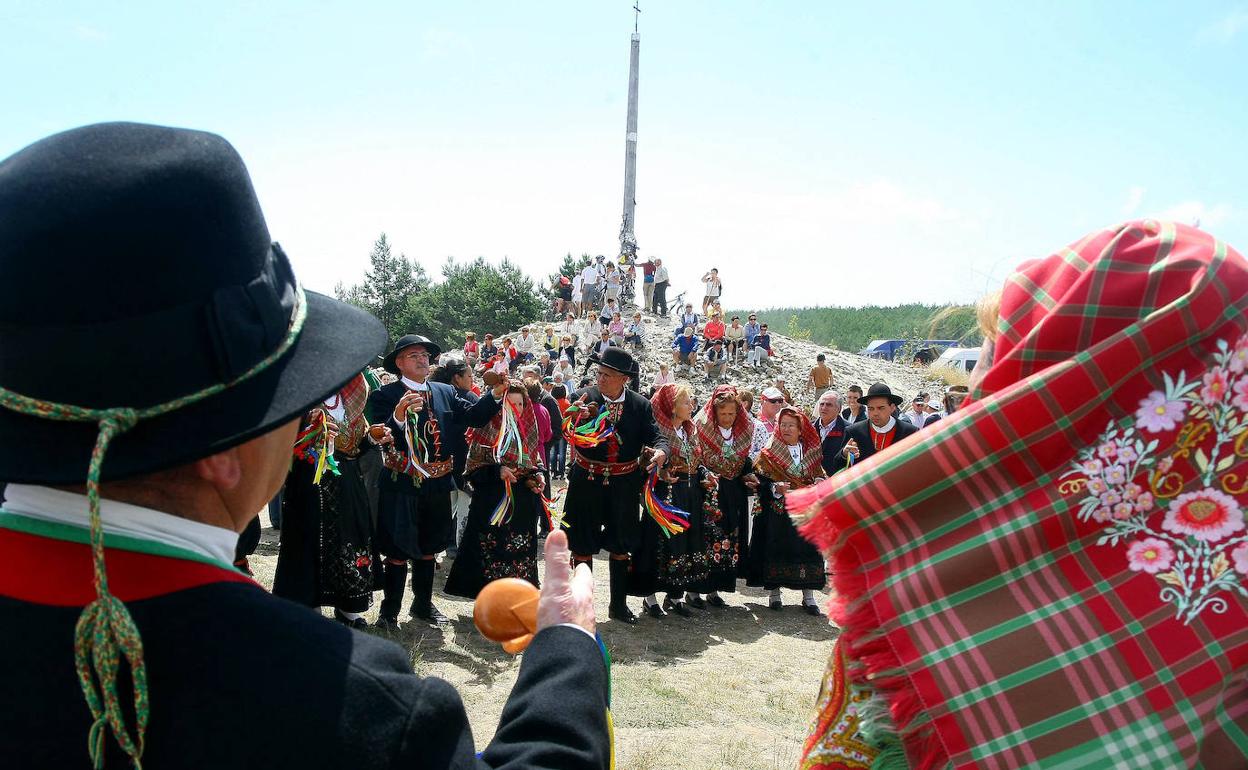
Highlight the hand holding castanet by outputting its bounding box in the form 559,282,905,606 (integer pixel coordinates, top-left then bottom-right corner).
473,530,595,653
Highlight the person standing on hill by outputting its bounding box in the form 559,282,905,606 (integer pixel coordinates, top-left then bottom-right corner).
653,258,670,317
701,268,722,315
808,354,833,404
640,257,657,312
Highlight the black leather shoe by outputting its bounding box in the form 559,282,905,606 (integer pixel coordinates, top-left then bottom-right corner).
642,600,666,618
803,602,822,616
608,603,639,624
412,603,450,625
664,597,692,617
705,594,727,608
374,615,400,631
769,599,783,611
685,594,706,609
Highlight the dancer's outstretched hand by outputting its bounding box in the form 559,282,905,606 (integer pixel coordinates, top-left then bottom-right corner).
536,530,596,635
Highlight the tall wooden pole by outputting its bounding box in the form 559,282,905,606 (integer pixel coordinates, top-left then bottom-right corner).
619,4,640,260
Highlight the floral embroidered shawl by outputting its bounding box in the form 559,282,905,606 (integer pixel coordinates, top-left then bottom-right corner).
756,406,824,488
696,385,754,478
790,221,1248,769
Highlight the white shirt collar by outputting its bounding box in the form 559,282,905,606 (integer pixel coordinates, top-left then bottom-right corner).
401,376,429,391
871,416,897,433
2,484,239,566
719,425,733,439
603,389,626,404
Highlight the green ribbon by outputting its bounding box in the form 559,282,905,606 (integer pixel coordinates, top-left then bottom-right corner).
0,286,307,768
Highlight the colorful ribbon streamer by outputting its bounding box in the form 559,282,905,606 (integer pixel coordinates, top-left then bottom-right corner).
642,468,691,537
562,405,616,448
292,409,340,484
494,401,527,466
488,478,514,526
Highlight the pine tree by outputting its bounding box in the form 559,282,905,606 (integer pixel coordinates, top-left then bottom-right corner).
335,233,428,341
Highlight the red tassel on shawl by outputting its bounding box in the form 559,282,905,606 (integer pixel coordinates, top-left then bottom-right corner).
789,481,945,769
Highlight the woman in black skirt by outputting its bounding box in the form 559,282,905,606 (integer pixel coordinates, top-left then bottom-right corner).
694,385,759,605
274,373,376,627
444,380,544,599
630,382,714,618
746,406,827,615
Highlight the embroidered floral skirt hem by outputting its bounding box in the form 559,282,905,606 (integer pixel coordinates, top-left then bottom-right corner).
703,475,747,592
444,468,540,599
274,455,375,613
629,473,710,596
746,478,826,590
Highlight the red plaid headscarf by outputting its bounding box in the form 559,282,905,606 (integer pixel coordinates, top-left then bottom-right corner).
696,385,754,478
651,382,699,469
791,221,1248,768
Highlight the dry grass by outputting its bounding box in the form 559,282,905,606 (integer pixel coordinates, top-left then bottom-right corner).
927,365,971,389
251,515,838,769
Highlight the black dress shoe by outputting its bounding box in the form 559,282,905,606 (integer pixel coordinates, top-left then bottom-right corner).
608,603,639,624
663,597,692,617
374,615,400,631
685,594,706,610
803,602,822,616
769,599,783,611
412,603,450,625
705,594,727,608
642,600,666,618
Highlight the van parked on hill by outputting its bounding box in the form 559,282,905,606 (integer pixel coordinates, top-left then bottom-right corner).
933,346,981,375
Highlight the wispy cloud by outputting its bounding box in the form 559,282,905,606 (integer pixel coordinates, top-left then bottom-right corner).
1198,8,1248,43
72,23,107,41
1153,201,1233,229
1122,186,1146,217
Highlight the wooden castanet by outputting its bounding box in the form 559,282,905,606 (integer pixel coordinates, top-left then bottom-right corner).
473,577,540,654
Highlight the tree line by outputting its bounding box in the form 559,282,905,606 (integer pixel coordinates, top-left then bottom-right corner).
334,234,547,347
724,304,982,353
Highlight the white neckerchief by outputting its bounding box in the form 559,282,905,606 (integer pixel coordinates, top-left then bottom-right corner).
2,484,239,566
719,425,733,440
871,417,897,434
323,394,346,423
401,376,429,391
676,426,687,441
788,443,803,463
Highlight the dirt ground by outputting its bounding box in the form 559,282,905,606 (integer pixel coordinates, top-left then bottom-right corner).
250,506,839,770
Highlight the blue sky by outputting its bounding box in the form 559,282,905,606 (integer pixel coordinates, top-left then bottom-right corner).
3,1,1245,308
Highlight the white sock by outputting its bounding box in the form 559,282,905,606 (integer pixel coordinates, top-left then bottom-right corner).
802,589,816,604
338,610,364,621
644,593,659,606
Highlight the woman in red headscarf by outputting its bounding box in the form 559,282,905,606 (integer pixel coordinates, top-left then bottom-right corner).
747,406,826,614
444,380,544,599
696,385,760,604
792,221,1248,769
630,382,714,617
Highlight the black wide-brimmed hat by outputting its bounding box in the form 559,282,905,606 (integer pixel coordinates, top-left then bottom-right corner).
382,333,442,374
861,382,905,406
596,347,639,376
0,122,388,484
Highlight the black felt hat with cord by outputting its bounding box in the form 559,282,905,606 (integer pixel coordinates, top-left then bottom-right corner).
0,122,387,767
0,122,387,485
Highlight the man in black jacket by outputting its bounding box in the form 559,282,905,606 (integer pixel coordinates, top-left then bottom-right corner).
0,122,611,769
368,335,504,628
562,348,669,623
840,383,920,467
813,391,850,474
